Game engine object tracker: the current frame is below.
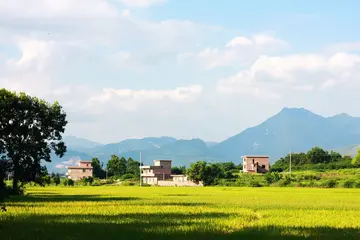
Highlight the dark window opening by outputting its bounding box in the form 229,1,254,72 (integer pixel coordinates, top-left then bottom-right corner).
261,165,265,168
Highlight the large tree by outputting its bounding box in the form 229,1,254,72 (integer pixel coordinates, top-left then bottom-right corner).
0,89,67,193
91,157,105,179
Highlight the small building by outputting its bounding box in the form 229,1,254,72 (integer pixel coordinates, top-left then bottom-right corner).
141,160,202,186
242,155,270,173
66,160,93,180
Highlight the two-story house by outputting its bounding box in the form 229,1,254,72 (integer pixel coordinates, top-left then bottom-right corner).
66,160,93,180
141,160,172,184
242,155,270,173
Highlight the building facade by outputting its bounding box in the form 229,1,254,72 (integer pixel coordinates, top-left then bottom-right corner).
242,155,270,173
141,160,202,186
66,160,93,180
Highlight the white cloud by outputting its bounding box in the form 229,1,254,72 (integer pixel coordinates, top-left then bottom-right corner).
89,85,203,111
0,0,118,19
217,51,360,99
118,0,166,8
180,34,287,70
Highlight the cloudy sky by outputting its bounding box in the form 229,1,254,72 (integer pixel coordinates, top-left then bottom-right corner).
1,0,360,144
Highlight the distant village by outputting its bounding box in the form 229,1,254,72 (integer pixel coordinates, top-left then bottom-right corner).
66,155,270,186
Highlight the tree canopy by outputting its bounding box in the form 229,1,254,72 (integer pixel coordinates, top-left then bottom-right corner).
0,88,67,193
352,149,360,165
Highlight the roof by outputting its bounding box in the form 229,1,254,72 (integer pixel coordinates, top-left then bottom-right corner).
67,166,93,169
171,175,186,177
153,159,172,162
241,155,269,158
79,160,92,163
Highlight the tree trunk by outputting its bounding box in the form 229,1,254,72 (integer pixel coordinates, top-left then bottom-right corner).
12,177,18,194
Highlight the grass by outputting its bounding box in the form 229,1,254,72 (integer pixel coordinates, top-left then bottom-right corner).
1,186,360,239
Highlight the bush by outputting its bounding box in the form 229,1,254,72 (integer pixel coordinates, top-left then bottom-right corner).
63,178,74,186
354,181,360,188
265,172,282,184
120,174,137,181
105,179,115,185
343,179,355,188
122,181,136,186
321,179,337,188
279,175,293,187
91,179,101,186
249,180,262,187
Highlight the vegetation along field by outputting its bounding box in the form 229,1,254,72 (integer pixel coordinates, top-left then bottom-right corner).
1,186,360,240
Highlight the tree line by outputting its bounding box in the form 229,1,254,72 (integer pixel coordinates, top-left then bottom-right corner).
271,147,360,171
91,155,141,180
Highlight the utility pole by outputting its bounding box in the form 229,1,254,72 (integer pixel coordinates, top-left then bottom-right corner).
139,151,142,187
289,150,292,174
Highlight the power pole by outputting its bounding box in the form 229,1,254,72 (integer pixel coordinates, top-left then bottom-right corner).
139,151,142,187
289,150,292,174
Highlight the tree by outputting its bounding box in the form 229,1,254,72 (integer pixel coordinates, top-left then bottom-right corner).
307,147,330,164
329,151,342,162
53,173,60,186
352,149,360,165
91,158,105,179
0,89,67,193
186,161,208,184
106,155,121,176
171,166,186,175
186,161,223,186
126,158,140,176
119,157,127,175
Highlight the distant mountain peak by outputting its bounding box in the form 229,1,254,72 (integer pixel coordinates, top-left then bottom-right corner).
330,113,352,118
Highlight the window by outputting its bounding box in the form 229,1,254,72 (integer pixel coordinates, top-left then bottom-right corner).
262,165,265,168
82,169,86,173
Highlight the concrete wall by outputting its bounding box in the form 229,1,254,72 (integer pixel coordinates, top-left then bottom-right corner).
67,168,92,181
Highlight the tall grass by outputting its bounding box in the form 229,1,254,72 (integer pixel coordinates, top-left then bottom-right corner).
1,186,360,239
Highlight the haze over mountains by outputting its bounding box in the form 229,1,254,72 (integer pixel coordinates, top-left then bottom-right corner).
48,107,360,172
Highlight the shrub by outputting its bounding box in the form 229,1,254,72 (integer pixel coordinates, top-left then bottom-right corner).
122,181,135,186
354,180,360,188
249,180,262,187
105,179,115,185
265,172,282,184
64,179,74,186
120,174,137,181
91,179,101,186
343,179,355,188
321,179,337,188
279,175,293,187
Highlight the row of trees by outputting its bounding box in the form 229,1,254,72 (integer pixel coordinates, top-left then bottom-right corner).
90,155,141,180
186,161,242,185
271,147,360,171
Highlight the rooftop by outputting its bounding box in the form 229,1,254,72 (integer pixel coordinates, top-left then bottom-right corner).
241,155,269,158
79,160,92,163
67,166,93,169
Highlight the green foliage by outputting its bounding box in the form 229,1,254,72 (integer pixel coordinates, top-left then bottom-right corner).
321,179,337,188
264,172,282,184
120,174,136,181
80,177,94,186
63,178,74,186
352,149,360,165
121,181,136,186
52,174,61,186
171,166,186,175
91,158,105,179
0,88,67,193
186,161,225,186
91,179,101,186
343,179,355,188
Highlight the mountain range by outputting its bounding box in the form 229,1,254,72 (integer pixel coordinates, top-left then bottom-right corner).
47,107,360,173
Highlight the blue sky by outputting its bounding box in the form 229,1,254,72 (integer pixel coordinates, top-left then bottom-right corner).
1,0,360,143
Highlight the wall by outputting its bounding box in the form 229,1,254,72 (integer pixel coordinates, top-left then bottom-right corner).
68,168,93,181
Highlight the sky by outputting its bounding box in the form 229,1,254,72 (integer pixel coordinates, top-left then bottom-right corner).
1,0,360,144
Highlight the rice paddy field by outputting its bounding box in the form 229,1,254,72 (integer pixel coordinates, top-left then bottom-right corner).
1,186,360,239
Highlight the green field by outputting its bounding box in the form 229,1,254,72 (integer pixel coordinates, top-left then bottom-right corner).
1,186,360,239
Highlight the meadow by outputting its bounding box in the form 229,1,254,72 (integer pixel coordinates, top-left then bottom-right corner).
1,186,360,239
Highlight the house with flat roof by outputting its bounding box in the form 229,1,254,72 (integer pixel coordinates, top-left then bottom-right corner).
141,160,202,186
242,155,270,173
66,160,93,180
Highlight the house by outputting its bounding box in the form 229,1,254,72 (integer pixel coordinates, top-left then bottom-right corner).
141,160,202,186
242,155,270,173
66,160,93,180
